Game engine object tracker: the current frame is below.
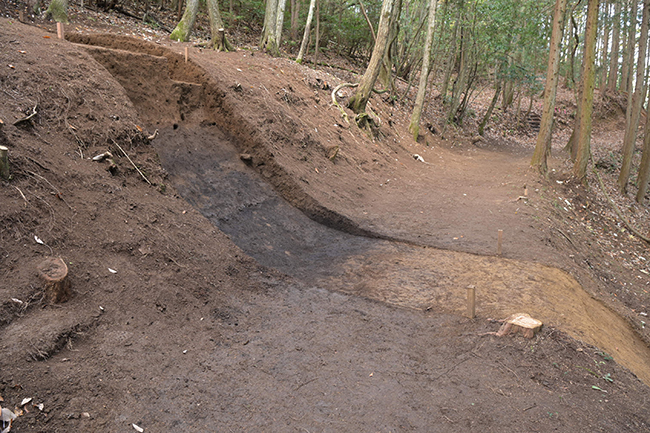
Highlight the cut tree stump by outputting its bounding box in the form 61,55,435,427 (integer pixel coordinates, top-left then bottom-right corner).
37,257,72,303
495,313,542,339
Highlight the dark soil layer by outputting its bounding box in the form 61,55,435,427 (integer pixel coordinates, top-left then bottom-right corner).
1,17,649,432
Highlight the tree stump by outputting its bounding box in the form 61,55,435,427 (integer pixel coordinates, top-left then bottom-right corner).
495,313,542,339
37,258,72,303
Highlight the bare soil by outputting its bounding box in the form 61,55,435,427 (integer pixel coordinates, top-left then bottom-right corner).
1,11,650,433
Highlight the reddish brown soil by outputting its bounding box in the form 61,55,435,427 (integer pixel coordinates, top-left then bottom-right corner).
1,13,650,433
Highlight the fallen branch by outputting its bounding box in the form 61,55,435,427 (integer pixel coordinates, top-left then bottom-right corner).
111,139,152,185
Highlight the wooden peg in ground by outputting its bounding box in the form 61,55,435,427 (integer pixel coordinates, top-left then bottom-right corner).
37,257,72,303
0,145,8,180
495,313,542,339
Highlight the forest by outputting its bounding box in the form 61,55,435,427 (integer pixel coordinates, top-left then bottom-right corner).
37,0,650,200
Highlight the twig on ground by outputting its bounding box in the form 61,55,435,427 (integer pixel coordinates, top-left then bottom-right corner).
111,139,152,185
13,186,28,205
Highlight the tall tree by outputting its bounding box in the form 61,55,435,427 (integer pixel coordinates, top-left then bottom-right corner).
171,0,233,50
348,0,394,116
573,0,599,181
636,84,650,202
531,0,568,174
618,0,648,193
606,1,622,93
599,2,610,89
296,0,317,64
409,0,439,140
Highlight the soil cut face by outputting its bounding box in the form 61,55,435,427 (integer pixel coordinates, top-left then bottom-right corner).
1,17,650,432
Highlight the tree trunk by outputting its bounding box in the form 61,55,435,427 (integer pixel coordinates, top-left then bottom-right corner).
636,96,650,202
478,79,503,136
532,0,568,174
573,0,600,181
618,0,648,193
170,0,199,42
207,0,233,51
260,0,280,55
621,0,637,95
275,0,288,48
606,1,622,92
314,0,320,63
408,0,438,140
447,24,470,125
599,3,610,89
379,0,403,91
296,0,316,63
348,0,394,115
45,0,69,23
290,0,300,41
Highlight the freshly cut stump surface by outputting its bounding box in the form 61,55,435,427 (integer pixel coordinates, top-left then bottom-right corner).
37,257,71,303
496,313,543,339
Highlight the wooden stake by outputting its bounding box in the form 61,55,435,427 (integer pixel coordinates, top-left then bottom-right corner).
467,285,476,319
185,47,188,63
57,22,64,39
497,229,503,255
19,10,24,22
0,145,8,180
37,257,72,303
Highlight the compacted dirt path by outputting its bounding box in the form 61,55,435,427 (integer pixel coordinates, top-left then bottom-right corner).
1,20,650,432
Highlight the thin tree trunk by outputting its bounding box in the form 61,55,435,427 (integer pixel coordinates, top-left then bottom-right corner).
636,86,650,202
348,0,394,115
573,0,600,181
296,0,316,63
478,79,503,136
619,0,648,193
170,0,199,41
314,0,320,63
599,3,610,89
275,0,288,48
606,1,621,92
621,0,637,95
409,0,438,140
532,0,568,174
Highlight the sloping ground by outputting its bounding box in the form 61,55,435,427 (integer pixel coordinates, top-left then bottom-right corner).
0,19,649,432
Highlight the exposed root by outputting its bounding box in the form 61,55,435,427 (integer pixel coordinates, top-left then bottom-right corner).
331,83,359,125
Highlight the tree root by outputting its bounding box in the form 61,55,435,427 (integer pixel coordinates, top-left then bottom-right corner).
331,83,359,125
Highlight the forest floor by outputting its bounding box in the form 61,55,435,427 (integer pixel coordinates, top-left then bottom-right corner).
1,4,650,432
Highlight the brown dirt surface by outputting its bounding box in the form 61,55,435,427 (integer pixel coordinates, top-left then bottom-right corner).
1,11,650,433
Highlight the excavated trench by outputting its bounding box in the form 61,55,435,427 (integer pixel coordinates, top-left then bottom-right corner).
69,34,650,385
